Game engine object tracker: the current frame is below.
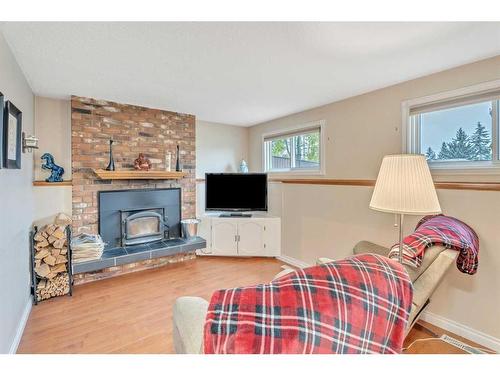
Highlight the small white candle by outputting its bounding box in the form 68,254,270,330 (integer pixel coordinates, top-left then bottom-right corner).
165,152,172,171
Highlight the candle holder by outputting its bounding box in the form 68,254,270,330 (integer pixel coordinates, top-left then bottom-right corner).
105,139,115,171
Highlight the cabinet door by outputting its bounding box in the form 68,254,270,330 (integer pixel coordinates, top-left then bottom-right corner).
197,217,212,254
262,219,281,256
211,220,238,255
237,221,264,256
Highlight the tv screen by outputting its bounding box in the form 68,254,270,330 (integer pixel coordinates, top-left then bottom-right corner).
205,173,268,211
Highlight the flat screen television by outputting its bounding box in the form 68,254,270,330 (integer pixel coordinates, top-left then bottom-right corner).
205,173,268,212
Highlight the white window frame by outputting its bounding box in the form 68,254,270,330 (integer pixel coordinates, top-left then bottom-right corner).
262,120,326,175
402,79,500,176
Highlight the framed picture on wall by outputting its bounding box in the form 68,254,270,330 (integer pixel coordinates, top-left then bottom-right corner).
3,100,22,169
0,92,3,169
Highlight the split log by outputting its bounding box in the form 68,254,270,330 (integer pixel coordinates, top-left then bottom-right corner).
53,239,65,249
55,212,72,227
47,235,58,244
52,227,66,240
55,255,67,264
35,263,50,278
45,224,57,235
35,239,49,249
51,263,67,274
35,249,50,259
43,255,56,266
34,231,46,242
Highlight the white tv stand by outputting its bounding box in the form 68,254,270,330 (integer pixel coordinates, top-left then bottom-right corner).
197,212,281,257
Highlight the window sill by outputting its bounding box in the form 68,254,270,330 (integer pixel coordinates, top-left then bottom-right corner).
430,163,500,177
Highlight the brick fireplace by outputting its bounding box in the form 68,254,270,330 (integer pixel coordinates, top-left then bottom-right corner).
71,96,196,234
71,96,201,283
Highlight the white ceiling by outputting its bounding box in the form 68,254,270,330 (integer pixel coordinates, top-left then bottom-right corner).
2,22,499,126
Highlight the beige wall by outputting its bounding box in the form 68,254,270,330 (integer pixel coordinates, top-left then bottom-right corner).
34,97,71,180
32,186,72,227
248,55,500,343
196,120,249,215
196,120,248,178
0,32,34,353
33,97,72,226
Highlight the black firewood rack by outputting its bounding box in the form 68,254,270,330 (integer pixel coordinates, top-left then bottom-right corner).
29,225,74,305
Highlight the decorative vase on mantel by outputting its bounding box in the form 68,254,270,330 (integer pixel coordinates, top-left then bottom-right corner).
175,144,181,172
105,139,115,171
239,159,249,173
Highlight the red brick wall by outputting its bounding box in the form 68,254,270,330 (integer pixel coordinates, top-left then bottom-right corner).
71,96,196,234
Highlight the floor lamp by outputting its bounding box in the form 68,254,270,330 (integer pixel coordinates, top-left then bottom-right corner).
369,154,441,264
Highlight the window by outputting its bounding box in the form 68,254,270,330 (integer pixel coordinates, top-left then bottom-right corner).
263,121,324,173
404,82,500,171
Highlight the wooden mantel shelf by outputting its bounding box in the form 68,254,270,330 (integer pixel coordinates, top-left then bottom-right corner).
33,180,72,187
93,169,187,180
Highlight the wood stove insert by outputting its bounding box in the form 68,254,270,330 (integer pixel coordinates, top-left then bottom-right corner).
120,208,168,246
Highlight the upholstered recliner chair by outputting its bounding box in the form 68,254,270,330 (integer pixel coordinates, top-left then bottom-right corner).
172,241,458,354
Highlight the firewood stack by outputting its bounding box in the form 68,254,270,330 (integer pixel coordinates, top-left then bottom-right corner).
33,224,70,301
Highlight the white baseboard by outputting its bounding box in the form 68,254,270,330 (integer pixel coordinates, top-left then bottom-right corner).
421,311,500,353
8,298,32,354
276,255,311,269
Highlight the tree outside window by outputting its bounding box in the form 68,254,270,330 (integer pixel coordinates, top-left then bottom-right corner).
420,100,494,162
265,126,322,172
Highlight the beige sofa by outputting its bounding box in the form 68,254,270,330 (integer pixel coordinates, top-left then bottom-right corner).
173,241,458,354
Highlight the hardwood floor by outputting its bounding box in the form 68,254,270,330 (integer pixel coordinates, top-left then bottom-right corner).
18,256,489,354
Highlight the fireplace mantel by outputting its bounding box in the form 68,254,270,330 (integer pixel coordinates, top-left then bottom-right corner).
93,169,187,180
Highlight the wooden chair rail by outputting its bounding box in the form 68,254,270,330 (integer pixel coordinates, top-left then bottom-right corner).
197,177,500,191
272,178,500,192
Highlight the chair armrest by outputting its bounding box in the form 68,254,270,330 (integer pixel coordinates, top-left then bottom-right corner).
316,241,390,265
173,296,209,354
406,249,457,335
273,268,296,280
317,257,334,265
411,249,457,310
353,241,390,256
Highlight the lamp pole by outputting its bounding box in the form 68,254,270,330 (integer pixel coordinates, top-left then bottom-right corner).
398,213,404,264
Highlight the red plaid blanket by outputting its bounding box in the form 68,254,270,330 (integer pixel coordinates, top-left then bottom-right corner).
388,215,479,275
204,254,413,354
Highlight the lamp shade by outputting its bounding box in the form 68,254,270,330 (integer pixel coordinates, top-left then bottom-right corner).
370,154,441,215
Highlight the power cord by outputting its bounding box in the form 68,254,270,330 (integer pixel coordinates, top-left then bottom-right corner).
402,337,442,352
